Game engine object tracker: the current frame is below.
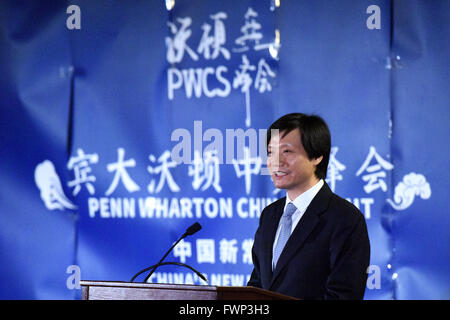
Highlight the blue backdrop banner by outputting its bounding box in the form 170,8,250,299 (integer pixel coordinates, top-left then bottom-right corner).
0,0,449,299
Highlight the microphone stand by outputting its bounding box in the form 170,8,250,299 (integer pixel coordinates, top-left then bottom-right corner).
130,262,208,283
129,223,205,283
143,234,186,282
130,233,185,283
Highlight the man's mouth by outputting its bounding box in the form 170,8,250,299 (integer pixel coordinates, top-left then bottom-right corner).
273,170,288,177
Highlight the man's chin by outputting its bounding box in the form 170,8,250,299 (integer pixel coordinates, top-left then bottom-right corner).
272,180,289,190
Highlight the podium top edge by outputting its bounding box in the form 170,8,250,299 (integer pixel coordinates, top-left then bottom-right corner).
79,281,297,300
80,280,217,290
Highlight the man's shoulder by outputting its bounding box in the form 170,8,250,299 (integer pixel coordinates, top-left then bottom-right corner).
260,197,285,218
264,197,285,211
328,191,366,224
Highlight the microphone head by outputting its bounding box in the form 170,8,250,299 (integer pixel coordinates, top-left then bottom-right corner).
185,222,202,236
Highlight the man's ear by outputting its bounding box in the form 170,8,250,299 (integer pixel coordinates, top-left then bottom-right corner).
313,155,323,166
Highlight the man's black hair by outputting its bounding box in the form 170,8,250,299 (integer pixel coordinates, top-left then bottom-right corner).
266,113,331,180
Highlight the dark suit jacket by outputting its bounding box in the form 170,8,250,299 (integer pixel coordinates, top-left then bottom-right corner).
247,182,370,300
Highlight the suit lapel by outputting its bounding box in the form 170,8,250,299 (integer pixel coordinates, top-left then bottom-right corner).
269,183,333,288
262,198,285,283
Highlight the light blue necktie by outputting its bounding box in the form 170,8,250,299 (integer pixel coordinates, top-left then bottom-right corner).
272,202,297,269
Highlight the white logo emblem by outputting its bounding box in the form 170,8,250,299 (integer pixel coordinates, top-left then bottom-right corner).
387,172,431,211
34,160,77,211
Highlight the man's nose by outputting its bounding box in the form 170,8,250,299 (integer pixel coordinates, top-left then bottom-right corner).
270,151,285,168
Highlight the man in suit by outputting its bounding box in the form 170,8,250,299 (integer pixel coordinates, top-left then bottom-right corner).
247,113,370,299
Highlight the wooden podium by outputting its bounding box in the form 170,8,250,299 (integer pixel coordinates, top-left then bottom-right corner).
80,281,296,300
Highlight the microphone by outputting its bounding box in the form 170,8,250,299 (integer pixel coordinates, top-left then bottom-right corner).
184,222,202,236
130,222,206,283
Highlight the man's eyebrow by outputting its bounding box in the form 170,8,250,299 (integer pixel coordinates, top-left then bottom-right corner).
268,142,295,149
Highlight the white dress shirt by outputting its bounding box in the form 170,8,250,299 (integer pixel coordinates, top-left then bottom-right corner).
272,179,324,270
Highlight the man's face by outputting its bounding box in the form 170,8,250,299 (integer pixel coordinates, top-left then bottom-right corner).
267,128,322,198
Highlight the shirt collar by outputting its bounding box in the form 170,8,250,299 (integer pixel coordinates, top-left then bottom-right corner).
284,179,324,214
